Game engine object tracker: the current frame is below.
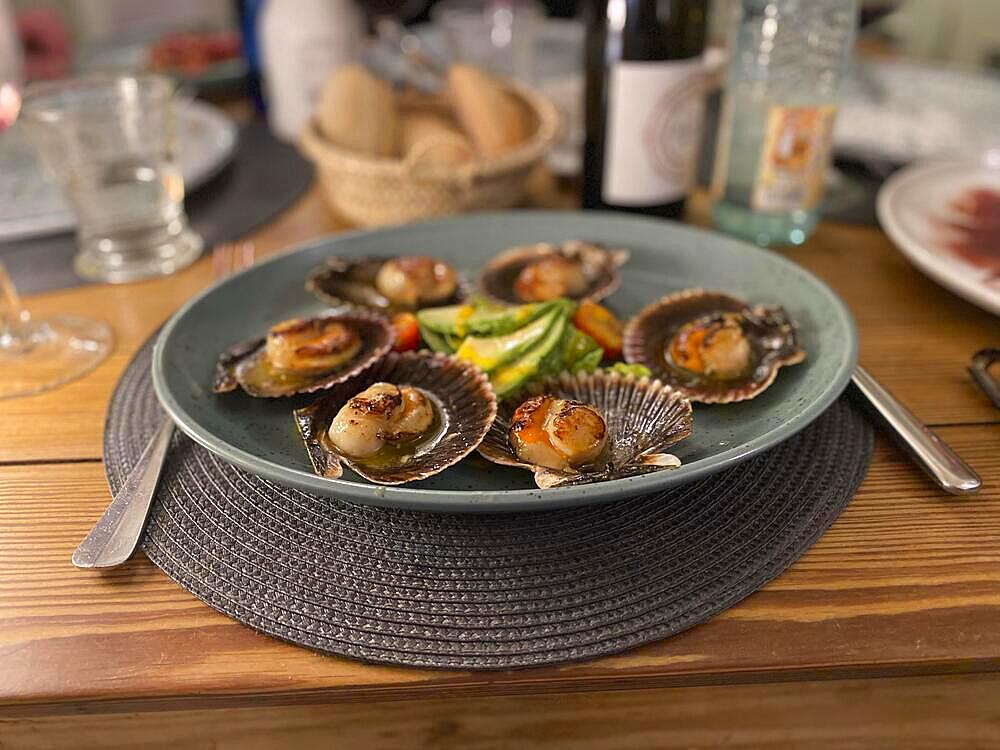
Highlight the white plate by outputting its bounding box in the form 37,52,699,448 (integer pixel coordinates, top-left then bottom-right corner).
877,160,1000,316
0,99,237,242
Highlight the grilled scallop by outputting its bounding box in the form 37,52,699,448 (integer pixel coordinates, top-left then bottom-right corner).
294,351,497,485
264,317,362,374
513,256,589,302
623,289,806,403
373,256,458,308
327,382,436,458
478,240,629,305
479,370,692,489
508,396,608,472
213,311,393,398
307,255,467,313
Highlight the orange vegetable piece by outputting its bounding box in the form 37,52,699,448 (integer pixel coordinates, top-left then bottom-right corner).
390,312,420,352
572,301,623,360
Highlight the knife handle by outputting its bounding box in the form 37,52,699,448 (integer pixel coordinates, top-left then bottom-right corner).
852,366,981,495
72,417,174,568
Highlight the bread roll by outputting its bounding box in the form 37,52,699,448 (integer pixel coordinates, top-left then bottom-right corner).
447,64,531,157
317,65,399,157
401,111,475,168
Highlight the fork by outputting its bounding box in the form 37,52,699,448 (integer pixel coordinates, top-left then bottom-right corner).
72,242,255,569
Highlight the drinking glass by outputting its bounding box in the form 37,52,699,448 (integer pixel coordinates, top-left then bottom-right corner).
432,0,543,83
0,82,112,399
20,74,203,283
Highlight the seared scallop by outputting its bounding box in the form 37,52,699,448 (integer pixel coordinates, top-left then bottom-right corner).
479,370,692,489
513,256,589,302
623,289,806,403
294,351,497,485
373,256,458,307
327,382,436,459
669,313,752,380
265,317,362,374
478,241,629,305
213,311,393,398
508,395,608,471
307,256,467,313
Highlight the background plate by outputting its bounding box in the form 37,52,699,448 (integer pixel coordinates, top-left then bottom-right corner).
877,160,1000,316
0,99,237,242
153,211,857,512
834,61,1000,166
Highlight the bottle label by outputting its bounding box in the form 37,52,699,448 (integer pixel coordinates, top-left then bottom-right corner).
751,105,836,212
602,59,706,206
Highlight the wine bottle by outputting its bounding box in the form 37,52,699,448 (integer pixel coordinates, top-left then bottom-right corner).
582,0,708,218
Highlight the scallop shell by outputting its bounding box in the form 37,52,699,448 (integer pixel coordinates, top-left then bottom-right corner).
478,370,692,489
477,240,629,305
294,351,497,485
212,311,394,398
306,256,469,313
623,289,806,404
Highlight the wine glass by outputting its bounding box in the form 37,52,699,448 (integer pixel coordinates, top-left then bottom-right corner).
0,80,112,399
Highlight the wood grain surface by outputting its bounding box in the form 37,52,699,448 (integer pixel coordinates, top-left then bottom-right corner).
2,180,999,746
3,674,999,749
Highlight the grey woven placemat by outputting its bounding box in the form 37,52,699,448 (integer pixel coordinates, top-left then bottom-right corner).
1,122,313,295
104,336,872,670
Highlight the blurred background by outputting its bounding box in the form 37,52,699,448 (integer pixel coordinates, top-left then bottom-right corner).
7,0,1000,80
5,0,998,177
2,0,999,286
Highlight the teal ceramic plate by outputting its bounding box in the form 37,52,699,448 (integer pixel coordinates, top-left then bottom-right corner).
153,211,857,512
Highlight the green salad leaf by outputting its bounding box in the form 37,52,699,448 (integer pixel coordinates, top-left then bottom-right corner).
603,362,652,378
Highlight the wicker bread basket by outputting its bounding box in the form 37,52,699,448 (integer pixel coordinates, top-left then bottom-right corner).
300,81,560,227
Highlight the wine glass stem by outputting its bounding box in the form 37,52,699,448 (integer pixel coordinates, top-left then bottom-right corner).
0,261,43,353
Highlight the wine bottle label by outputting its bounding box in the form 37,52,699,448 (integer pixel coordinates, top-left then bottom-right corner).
602,59,706,206
751,105,836,212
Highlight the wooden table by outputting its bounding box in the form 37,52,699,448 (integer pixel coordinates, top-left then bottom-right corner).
1,187,998,749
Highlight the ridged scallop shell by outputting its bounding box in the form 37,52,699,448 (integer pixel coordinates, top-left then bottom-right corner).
477,240,629,305
306,256,469,313
212,311,394,398
294,351,497,485
478,370,692,489
623,289,806,404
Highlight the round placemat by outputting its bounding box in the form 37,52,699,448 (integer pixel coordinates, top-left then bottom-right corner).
104,336,873,670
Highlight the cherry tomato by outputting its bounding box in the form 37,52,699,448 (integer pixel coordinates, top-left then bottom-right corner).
391,312,420,352
572,301,623,361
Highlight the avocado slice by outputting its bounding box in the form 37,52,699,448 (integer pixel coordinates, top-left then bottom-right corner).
416,304,475,335
417,300,565,340
419,326,455,354
455,308,559,373
490,315,568,399
464,301,563,338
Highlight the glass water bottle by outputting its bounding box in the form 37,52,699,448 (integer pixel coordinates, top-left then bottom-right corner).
711,0,857,246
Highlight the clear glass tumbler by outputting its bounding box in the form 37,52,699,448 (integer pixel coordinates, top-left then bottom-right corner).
432,0,544,83
21,74,203,283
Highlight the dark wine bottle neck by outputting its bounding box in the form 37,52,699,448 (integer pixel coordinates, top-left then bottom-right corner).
590,0,707,61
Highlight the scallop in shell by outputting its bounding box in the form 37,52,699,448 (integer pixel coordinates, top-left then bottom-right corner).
623,289,806,404
213,311,393,398
478,370,692,489
306,255,468,313
294,351,497,485
478,240,629,305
